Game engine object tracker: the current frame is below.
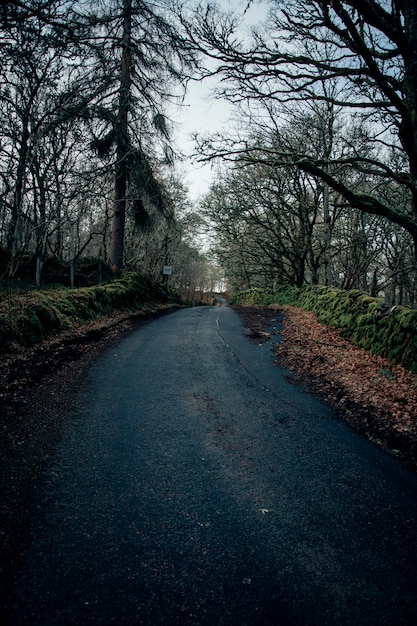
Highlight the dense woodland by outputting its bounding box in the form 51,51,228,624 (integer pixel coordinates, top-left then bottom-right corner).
1,1,417,306
0,0,219,298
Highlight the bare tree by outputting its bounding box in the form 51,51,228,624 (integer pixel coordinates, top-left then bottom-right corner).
202,161,326,289
0,4,80,265
0,0,199,285
1,0,63,30
187,0,417,261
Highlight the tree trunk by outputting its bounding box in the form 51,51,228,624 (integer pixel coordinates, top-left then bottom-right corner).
323,182,333,286
36,256,43,288
400,1,417,214
70,258,75,289
109,143,128,271
7,120,30,260
34,163,47,287
108,0,132,272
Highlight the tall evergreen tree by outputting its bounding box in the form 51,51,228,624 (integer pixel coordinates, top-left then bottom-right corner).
82,0,195,272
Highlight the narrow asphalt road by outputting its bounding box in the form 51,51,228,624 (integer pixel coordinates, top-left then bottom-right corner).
7,304,417,625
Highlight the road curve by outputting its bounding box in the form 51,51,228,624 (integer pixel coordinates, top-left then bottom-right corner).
7,304,417,625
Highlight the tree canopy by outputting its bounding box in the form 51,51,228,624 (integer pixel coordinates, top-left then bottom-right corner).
187,0,417,255
0,0,212,292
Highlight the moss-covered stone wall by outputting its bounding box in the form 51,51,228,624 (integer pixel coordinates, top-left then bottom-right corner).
0,272,172,351
231,286,417,372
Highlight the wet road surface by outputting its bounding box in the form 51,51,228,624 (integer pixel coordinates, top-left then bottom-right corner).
7,304,417,624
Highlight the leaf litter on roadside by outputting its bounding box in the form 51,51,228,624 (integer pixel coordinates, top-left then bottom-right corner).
233,304,417,470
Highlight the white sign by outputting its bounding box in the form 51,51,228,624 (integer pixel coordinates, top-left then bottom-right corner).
163,265,173,275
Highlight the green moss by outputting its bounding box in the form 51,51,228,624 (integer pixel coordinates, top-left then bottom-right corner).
18,306,43,344
0,272,172,352
232,282,417,372
231,288,274,307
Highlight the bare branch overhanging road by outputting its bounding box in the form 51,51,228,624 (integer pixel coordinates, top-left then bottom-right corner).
8,304,417,625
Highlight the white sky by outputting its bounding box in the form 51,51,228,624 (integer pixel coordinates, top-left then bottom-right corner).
173,0,269,203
